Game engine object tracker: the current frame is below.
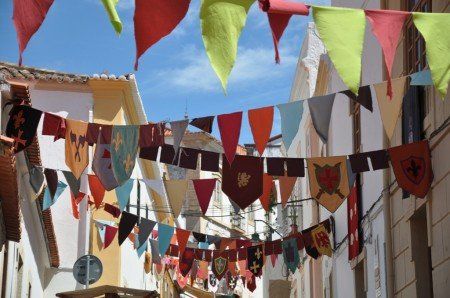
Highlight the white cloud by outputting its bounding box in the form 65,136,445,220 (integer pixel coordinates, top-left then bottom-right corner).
151,43,298,93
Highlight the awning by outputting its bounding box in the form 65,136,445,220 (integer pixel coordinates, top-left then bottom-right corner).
56,285,159,298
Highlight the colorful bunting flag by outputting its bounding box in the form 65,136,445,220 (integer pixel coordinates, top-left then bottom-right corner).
158,224,175,256
311,224,332,257
137,240,148,258
388,140,433,198
42,112,66,141
282,237,299,274
307,156,350,213
347,186,360,261
164,180,188,219
43,181,67,210
259,174,274,212
13,0,54,65
313,6,366,95
138,218,157,249
104,202,121,218
44,168,58,199
278,174,297,207
92,126,119,191
189,116,215,133
212,251,229,280
365,10,409,98
218,111,243,165
248,106,274,155
201,0,255,92
62,170,81,197
308,94,335,143
277,100,304,151
179,248,196,277
6,105,42,153
413,13,450,98
29,165,45,195
247,244,264,277
134,0,191,70
88,175,106,209
410,70,433,86
142,179,166,197
374,76,407,140
339,85,373,112
65,119,89,179
170,119,189,155
118,211,139,246
150,239,162,264
222,155,263,210
104,225,118,249
139,123,165,148
100,0,122,34
111,125,139,185
176,228,191,255
115,179,134,211
193,179,217,215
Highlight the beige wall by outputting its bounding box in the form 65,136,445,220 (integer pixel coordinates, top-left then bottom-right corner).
386,1,450,297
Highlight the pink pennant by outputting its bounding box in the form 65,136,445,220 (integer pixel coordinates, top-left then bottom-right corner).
13,0,55,65
104,225,118,249
259,0,309,63
365,10,410,99
193,179,217,215
218,112,243,165
134,0,191,70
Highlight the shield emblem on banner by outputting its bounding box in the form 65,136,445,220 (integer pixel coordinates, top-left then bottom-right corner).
400,156,425,185
314,163,342,196
212,256,228,280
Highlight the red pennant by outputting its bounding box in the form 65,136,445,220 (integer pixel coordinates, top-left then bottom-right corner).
248,106,274,155
13,0,55,65
278,174,297,207
347,186,360,261
365,10,410,98
176,228,191,255
88,175,106,209
270,253,278,267
104,225,118,249
259,0,309,63
193,179,217,215
70,192,81,219
134,0,191,70
259,174,274,212
42,112,66,141
218,112,243,165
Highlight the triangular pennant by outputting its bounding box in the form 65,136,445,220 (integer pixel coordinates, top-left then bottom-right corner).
104,203,121,218
137,240,148,258
313,6,366,95
339,85,373,112
193,179,217,215
118,211,139,246
5,105,42,153
149,239,162,264
278,174,297,207
230,199,241,214
104,225,118,249
374,76,407,139
88,175,106,209
42,112,66,141
158,223,175,256
134,0,191,70
277,100,304,150
164,180,188,219
115,179,134,211
259,174,274,212
201,0,255,92
92,126,119,191
62,170,81,198
100,0,122,34
138,218,157,249
95,220,116,247
410,70,433,86
218,111,243,165
365,10,409,98
248,106,274,155
12,0,55,65
413,12,450,98
259,0,309,63
179,248,196,277
308,94,335,143
189,116,214,133
44,168,58,199
29,165,45,195
170,119,189,154
176,228,191,255
270,253,278,267
111,125,139,185
43,181,67,210
65,119,89,179
142,179,166,197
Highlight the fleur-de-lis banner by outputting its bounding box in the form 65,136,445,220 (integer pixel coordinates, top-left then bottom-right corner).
65,119,88,179
92,126,119,191
247,244,265,277
111,125,139,185
6,105,42,153
307,156,350,213
222,155,264,210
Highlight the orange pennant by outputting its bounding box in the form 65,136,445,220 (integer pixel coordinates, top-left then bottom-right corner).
248,106,274,156
88,175,106,209
176,228,191,254
259,174,274,212
278,174,297,207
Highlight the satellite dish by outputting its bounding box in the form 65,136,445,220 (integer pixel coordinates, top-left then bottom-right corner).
73,255,103,286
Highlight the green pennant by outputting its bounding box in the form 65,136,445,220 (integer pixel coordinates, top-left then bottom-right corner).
313,6,366,95
200,0,255,93
413,13,450,99
101,0,122,34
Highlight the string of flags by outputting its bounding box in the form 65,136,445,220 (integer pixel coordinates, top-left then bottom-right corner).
12,1,449,96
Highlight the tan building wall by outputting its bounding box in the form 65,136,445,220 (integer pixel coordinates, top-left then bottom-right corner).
385,1,450,297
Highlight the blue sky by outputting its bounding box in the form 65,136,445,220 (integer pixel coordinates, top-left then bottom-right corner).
0,0,327,143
